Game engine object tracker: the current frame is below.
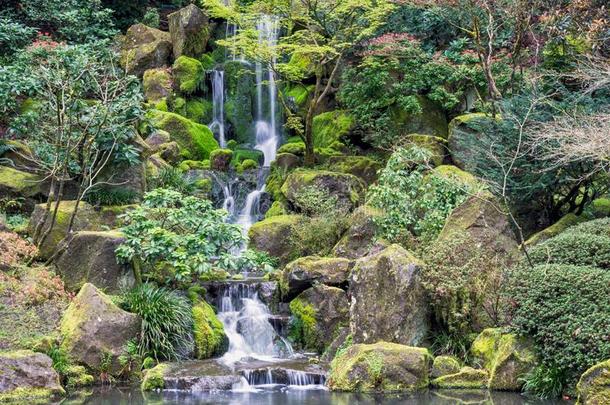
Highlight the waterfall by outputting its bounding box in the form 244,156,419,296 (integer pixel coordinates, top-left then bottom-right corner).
209,70,226,148
216,283,294,368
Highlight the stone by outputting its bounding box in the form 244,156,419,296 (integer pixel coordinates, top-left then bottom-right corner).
53,231,134,293
0,165,44,211
577,359,610,405
142,360,241,391
328,156,382,186
321,327,350,363
0,350,64,402
431,355,462,378
145,130,171,151
332,205,385,259
281,169,366,213
192,300,229,360
120,24,172,77
158,141,181,164
289,285,349,353
209,148,233,171
448,113,495,171
349,244,428,346
172,56,204,95
280,256,353,300
143,68,173,102
224,61,256,144
275,152,301,171
146,153,171,178
327,342,432,392
168,4,211,59
60,283,141,375
248,215,304,266
431,367,489,389
312,110,354,148
470,328,538,391
404,134,446,167
389,96,448,139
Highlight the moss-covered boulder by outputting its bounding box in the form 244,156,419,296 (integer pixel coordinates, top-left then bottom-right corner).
63,365,94,389
157,141,181,164
389,96,448,139
60,283,141,376
281,169,366,212
289,285,349,354
577,359,610,405
145,130,171,150
264,201,288,218
53,231,134,293
404,134,446,167
172,56,204,95
209,148,233,171
470,328,538,391
248,215,304,265
120,23,172,77
0,350,64,402
281,256,353,300
274,152,301,171
184,98,213,123
148,110,218,160
146,153,171,177
328,342,432,392
448,113,496,171
431,367,489,389
431,355,462,378
312,110,355,148
231,148,264,166
0,165,44,210
168,4,211,59
141,360,240,391
328,156,382,186
193,300,229,359
277,141,305,156
349,244,427,346
224,61,255,143
332,205,385,259
143,68,173,102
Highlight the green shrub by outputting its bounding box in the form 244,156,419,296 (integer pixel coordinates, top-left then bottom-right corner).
520,364,566,399
146,167,195,194
564,217,610,238
506,264,610,386
141,8,160,28
84,187,140,206
528,232,610,269
121,283,193,361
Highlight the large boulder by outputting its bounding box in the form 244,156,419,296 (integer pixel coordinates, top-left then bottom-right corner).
280,256,352,300
328,156,381,186
143,68,173,102
389,96,448,139
289,285,349,353
470,328,538,391
281,169,366,212
60,283,141,375
332,205,385,259
349,244,428,346
447,113,498,171
120,24,172,77
577,359,610,405
431,366,489,389
312,110,354,148
0,350,64,402
430,355,462,379
53,231,134,293
142,360,240,391
327,342,432,392
0,165,44,211
192,300,229,359
248,215,304,266
168,4,211,59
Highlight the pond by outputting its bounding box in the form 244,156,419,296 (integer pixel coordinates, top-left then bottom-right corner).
59,386,574,405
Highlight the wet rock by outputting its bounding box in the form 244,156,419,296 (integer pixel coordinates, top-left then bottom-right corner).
142,360,241,391
53,230,134,293
431,355,462,378
332,205,385,259
577,359,610,405
60,283,141,375
431,367,489,389
275,153,301,171
120,24,172,77
280,256,353,300
248,214,304,266
321,327,350,363
349,244,428,346
0,350,64,402
168,4,211,59
327,342,432,392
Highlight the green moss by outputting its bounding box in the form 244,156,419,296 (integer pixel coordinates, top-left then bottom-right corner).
155,99,168,111
142,68,172,102
231,148,263,166
141,363,168,391
289,298,319,350
526,213,585,246
285,83,313,109
265,201,287,218
470,328,503,370
199,53,215,70
0,387,64,404
185,99,213,123
226,139,238,150
277,142,305,156
431,367,489,389
312,111,355,148
405,134,446,167
287,52,315,77
431,165,479,188
390,96,448,139
177,159,210,171
237,159,258,173
64,365,94,389
192,300,227,359
591,198,610,218
193,178,212,192
431,355,462,378
172,56,204,94
577,359,610,405
148,110,219,160
0,166,42,195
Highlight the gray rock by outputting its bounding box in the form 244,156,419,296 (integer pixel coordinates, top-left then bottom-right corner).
281,256,352,300
0,350,64,400
168,4,211,59
332,205,385,259
120,24,172,77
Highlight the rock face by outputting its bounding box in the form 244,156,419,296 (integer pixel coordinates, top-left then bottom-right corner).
248,215,304,266
120,24,172,77
470,328,538,391
0,350,64,401
327,342,432,392
168,4,210,59
280,256,352,300
332,205,384,259
53,231,134,293
281,169,366,212
431,355,462,378
289,285,349,354
431,366,489,389
577,359,610,405
60,283,141,375
142,360,241,391
349,244,428,346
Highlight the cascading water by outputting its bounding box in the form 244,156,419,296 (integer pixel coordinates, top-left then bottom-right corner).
208,69,226,148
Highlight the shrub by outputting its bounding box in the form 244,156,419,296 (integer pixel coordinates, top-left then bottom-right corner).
520,364,566,399
564,217,610,238
506,264,610,386
146,167,195,194
528,232,610,269
141,8,160,28
121,283,193,361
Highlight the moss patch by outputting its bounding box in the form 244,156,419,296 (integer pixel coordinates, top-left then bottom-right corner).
192,300,228,359
172,56,204,95
431,366,489,389
141,363,168,391
577,359,610,405
312,111,354,148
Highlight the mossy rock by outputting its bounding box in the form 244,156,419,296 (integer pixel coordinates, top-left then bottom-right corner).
248,215,304,266
141,360,239,391
312,110,355,148
526,212,587,246
287,52,315,79
577,359,610,405
64,365,94,389
141,363,168,391
327,342,432,392
277,142,305,156
274,153,301,171
289,285,349,354
168,4,210,59
332,205,385,259
192,300,229,359
431,366,489,389
470,328,538,391
185,98,213,123
0,350,64,402
120,24,172,77
0,165,43,203
143,68,173,102
328,155,382,185
404,133,446,167
389,96,448,139
236,159,258,173
148,110,218,160
281,256,353,300
209,148,233,171
431,355,462,378
178,159,210,171
172,56,204,95
264,200,288,219
224,61,255,143
447,113,498,171
231,148,264,166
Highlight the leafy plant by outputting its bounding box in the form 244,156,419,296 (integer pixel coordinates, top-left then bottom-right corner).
141,7,160,29
520,364,566,399
121,283,194,361
118,339,142,377
84,187,140,206
147,167,195,194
